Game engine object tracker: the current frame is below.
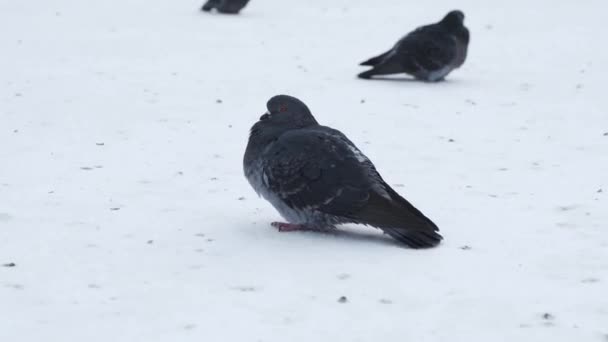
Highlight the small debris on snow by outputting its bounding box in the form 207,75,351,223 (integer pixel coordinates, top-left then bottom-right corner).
557,205,578,212
13,129,19,133
598,188,603,193
210,177,218,181
379,298,393,304
233,286,256,292
337,296,348,303
603,132,608,136
581,278,599,283
337,273,350,280
96,142,105,146
88,284,101,289
110,207,121,211
195,233,205,238
460,245,472,250
448,138,455,142
542,313,554,320
238,197,245,200
183,324,197,330
80,167,94,170
2,262,16,267
360,99,365,104
216,99,223,104
147,240,154,244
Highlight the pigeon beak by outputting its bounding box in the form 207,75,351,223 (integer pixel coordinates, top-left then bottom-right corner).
259,111,270,121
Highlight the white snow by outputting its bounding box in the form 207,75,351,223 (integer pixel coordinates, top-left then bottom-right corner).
1,0,607,341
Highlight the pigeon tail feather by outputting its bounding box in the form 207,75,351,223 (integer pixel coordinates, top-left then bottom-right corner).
360,51,390,66
353,191,442,248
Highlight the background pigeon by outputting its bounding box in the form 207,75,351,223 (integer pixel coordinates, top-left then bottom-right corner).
201,0,250,14
358,10,469,81
243,95,442,248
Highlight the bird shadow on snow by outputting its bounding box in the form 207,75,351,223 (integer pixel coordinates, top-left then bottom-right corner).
322,227,403,247
196,11,260,20
360,76,462,85
249,223,403,248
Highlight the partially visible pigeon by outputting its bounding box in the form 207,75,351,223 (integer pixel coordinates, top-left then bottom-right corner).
358,10,469,81
243,95,442,248
201,0,250,14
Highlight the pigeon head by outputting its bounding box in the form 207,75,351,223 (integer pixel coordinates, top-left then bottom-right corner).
440,10,465,28
245,95,319,166
262,95,318,127
251,95,318,138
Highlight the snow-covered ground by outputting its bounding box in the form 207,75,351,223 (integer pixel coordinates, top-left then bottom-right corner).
1,0,607,341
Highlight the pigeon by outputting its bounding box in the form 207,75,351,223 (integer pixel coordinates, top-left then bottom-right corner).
243,95,442,248
201,0,250,14
358,10,469,81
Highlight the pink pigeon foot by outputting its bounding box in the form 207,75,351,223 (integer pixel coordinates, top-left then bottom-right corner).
271,222,309,232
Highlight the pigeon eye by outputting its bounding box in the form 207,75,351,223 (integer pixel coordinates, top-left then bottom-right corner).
279,104,288,112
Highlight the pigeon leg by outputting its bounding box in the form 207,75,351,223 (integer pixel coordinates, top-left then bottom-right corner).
271,222,336,232
270,222,309,232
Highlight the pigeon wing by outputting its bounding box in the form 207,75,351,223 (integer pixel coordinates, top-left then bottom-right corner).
395,29,457,72
262,128,377,217
262,127,442,248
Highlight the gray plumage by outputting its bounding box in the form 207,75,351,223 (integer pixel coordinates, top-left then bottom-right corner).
201,0,250,14
243,95,442,248
358,10,469,81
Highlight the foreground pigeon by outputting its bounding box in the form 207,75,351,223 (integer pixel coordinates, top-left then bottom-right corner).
243,95,442,248
358,10,469,81
201,0,250,14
